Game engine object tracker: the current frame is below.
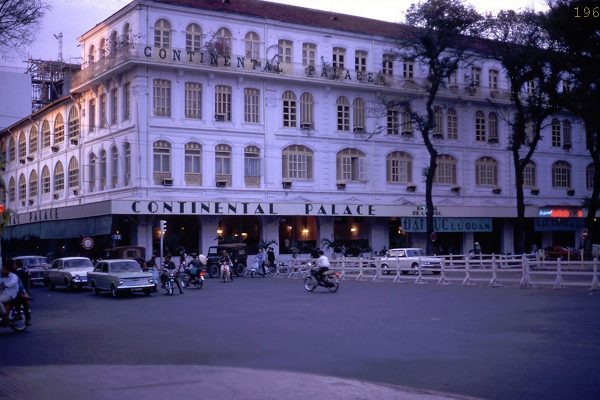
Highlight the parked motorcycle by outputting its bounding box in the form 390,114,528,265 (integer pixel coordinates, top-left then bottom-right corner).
303,264,340,292
250,259,276,278
182,264,205,289
0,297,29,333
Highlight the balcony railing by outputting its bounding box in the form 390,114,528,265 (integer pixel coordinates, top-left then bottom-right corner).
72,44,512,101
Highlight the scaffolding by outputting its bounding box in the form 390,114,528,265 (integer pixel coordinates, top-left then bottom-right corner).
26,58,80,112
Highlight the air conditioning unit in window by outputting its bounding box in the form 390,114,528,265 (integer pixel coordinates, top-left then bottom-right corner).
162,178,173,186
488,137,499,144
567,188,575,196
492,187,502,195
406,184,416,192
21,201,26,207
19,157,26,164
27,156,34,162
451,185,461,193
215,114,226,122
51,145,60,153
490,90,499,98
282,180,292,189
401,130,412,137
530,187,540,196
72,189,79,196
300,122,313,130
53,193,60,200
563,143,572,150
336,181,346,190
353,126,365,133
70,138,79,145
432,133,444,139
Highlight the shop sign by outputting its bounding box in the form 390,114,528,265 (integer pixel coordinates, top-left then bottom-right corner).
534,218,585,232
400,217,492,232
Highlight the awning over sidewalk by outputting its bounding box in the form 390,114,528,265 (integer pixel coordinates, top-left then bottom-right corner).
1,215,113,240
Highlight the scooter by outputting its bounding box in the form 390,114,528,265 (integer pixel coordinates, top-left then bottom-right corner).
250,259,276,278
0,297,29,333
303,264,340,292
182,264,205,289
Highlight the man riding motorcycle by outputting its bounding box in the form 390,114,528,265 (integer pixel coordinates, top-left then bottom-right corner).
161,255,184,294
313,250,330,284
0,264,20,325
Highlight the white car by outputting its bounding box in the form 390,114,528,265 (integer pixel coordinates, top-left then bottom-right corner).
378,248,442,275
88,259,155,297
44,257,94,291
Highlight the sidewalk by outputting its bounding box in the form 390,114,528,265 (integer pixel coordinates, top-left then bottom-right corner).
1,365,483,400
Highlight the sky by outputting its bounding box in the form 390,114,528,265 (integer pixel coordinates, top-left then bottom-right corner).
0,0,548,68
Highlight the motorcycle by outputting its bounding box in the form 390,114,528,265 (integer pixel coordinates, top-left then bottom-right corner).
182,263,205,289
303,264,340,292
220,261,232,283
0,297,29,333
161,268,179,295
250,259,276,278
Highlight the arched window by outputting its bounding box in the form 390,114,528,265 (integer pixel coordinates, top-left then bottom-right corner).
122,23,131,46
110,146,118,188
353,97,365,131
99,149,107,190
562,120,572,148
99,38,106,59
386,151,413,183
552,161,571,188
18,131,26,160
153,140,171,184
244,145,261,186
215,144,232,186
475,157,498,186
278,39,293,63
109,30,118,55
336,96,349,131
123,142,131,186
41,166,50,194
282,145,313,180
336,148,366,182
185,142,202,185
186,23,202,52
300,92,314,128
88,153,97,192
54,161,65,192
54,113,64,146
488,112,498,141
475,111,486,141
88,45,95,65
8,136,15,161
214,85,231,121
41,120,50,148
245,31,260,59
68,157,79,191
215,27,232,56
154,19,171,48
447,108,457,139
29,170,38,200
18,173,26,204
282,91,297,127
68,106,80,142
29,125,38,157
434,154,457,184
433,107,443,135
401,111,412,135
8,177,15,202
523,161,536,188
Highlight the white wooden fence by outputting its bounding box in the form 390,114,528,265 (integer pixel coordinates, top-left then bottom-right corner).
271,254,600,290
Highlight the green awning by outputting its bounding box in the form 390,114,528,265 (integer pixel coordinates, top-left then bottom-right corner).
1,215,113,240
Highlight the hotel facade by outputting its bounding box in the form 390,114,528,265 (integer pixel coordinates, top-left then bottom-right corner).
0,0,593,260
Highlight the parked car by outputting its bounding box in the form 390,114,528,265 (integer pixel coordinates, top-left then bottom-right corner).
44,257,94,291
206,243,248,278
88,259,155,297
12,255,51,287
543,245,581,260
378,248,442,275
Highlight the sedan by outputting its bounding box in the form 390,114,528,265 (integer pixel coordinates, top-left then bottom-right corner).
44,257,94,291
12,256,51,288
88,259,155,297
378,248,442,275
543,245,581,261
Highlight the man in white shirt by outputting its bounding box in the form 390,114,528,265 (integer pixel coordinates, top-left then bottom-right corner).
0,264,20,322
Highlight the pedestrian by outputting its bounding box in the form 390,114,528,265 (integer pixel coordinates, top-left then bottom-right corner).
472,242,481,255
267,247,276,271
254,248,266,275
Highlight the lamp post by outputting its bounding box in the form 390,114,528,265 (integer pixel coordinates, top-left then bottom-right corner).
159,219,166,266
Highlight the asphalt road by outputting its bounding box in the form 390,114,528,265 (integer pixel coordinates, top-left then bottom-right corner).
1,277,599,400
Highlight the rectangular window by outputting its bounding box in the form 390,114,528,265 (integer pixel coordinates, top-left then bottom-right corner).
387,109,399,135
302,43,316,66
244,88,260,123
110,88,118,125
215,85,232,121
123,83,130,121
278,39,292,64
435,162,456,184
403,61,414,79
523,164,536,188
471,67,481,87
489,69,498,90
586,166,595,190
383,54,394,76
42,174,50,194
89,99,96,130
185,82,202,119
100,93,107,128
337,103,349,131
333,47,345,70
153,79,171,117
355,50,367,72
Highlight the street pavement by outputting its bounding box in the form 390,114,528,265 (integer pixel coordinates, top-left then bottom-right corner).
1,277,599,400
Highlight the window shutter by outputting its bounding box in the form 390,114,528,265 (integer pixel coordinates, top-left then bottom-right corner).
359,158,367,181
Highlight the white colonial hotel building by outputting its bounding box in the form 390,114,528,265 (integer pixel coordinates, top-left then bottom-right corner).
0,0,593,259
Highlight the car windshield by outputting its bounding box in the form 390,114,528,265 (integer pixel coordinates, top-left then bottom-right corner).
111,262,141,273
21,258,48,267
64,259,93,269
406,249,425,257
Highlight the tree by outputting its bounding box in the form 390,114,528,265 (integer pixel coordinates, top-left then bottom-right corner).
543,0,600,252
391,0,481,254
482,10,561,254
0,0,49,55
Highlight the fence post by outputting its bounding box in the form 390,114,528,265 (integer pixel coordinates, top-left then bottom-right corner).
438,257,449,285
520,254,530,288
591,258,599,291
553,258,563,289
415,257,426,284
489,253,501,287
463,256,474,286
